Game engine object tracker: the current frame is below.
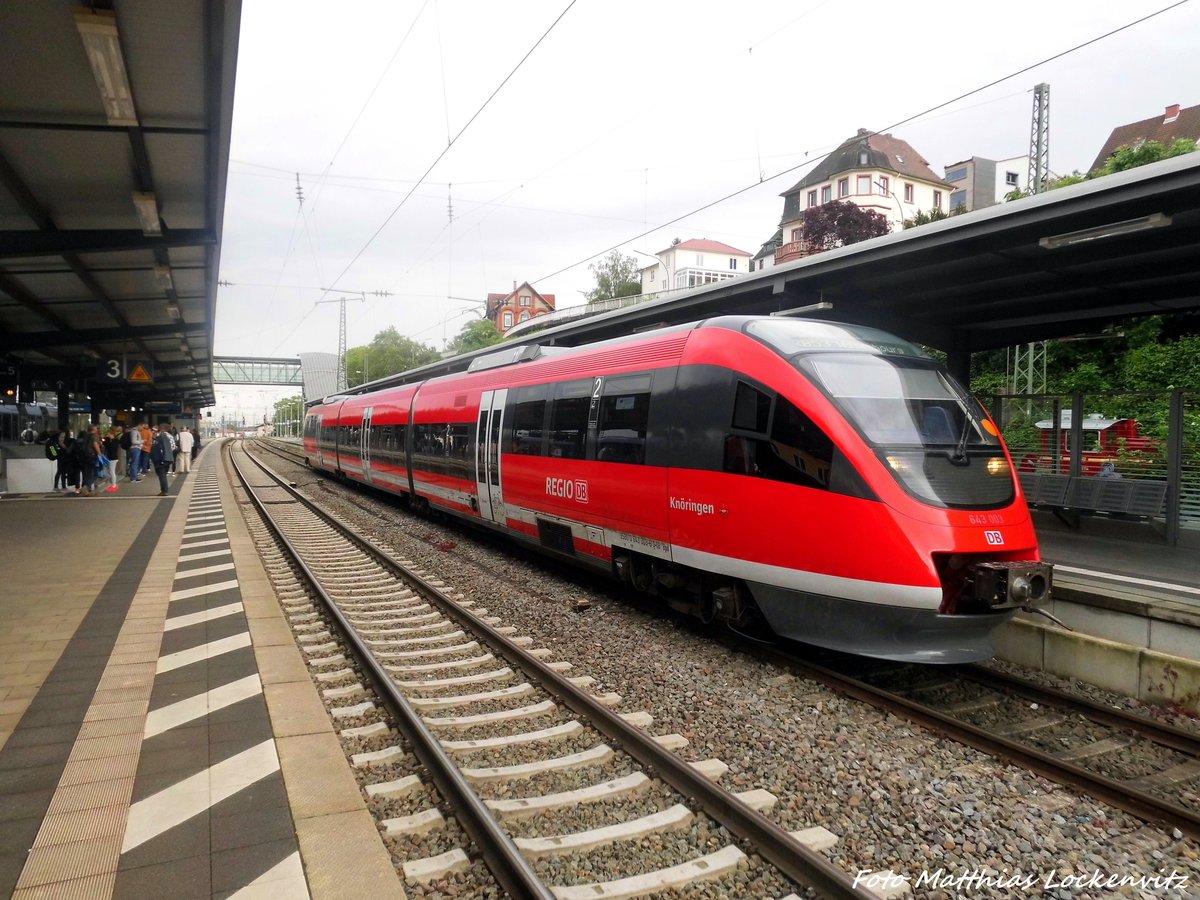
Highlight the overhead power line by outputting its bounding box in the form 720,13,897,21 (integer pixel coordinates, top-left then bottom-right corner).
533,0,1193,286
319,0,579,301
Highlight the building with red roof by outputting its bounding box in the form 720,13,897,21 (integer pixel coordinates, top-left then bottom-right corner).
769,128,952,267
486,281,556,336
1089,103,1200,173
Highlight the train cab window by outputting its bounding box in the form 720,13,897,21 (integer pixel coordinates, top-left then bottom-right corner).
733,381,771,432
759,396,834,489
509,385,548,456
597,374,651,465
724,383,834,491
548,380,591,459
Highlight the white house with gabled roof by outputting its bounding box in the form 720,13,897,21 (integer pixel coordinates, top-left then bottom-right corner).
639,238,752,295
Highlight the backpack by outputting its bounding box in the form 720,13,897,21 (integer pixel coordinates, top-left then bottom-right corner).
45,441,59,461
120,430,133,451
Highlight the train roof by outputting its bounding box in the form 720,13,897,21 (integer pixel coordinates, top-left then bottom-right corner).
313,316,934,405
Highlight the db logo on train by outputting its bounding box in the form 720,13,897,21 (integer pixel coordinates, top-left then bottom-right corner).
984,530,1005,545
546,477,589,504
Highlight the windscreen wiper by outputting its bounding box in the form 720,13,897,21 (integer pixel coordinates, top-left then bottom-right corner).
948,413,972,465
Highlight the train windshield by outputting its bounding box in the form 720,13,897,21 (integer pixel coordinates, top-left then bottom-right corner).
802,353,1014,509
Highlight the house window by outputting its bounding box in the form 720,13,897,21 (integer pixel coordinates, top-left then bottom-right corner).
790,228,801,242
856,175,871,195
807,190,817,207
933,190,943,209
903,183,914,203
519,294,531,307
821,185,832,204
519,311,530,322
946,167,967,182
1005,171,1020,186
950,190,967,210
729,258,737,270
696,254,703,266
503,311,513,328
878,176,889,195
837,178,849,198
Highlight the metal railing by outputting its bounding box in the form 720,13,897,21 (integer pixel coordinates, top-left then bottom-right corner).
987,391,1199,545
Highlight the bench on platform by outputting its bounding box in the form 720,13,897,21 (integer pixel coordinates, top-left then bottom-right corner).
1018,472,1168,522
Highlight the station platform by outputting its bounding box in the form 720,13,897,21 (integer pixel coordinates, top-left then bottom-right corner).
0,443,402,899
994,512,1200,711
0,451,1196,898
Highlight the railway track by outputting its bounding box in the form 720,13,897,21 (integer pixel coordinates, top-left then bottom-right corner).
258,436,1200,842
774,652,1200,841
228,440,875,898
262,436,1200,840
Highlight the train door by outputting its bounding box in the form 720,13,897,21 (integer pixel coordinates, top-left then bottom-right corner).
475,389,508,524
360,406,374,484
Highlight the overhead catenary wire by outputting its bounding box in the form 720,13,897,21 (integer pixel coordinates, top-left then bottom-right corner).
318,0,580,301
531,0,1193,287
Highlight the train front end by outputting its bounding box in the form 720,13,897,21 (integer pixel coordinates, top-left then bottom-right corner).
743,320,1052,663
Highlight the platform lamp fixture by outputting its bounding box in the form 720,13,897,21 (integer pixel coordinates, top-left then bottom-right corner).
74,7,137,126
132,192,161,236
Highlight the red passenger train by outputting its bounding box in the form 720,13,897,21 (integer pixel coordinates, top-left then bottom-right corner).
304,316,1051,663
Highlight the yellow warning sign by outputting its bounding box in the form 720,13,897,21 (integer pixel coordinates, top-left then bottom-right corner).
129,364,153,383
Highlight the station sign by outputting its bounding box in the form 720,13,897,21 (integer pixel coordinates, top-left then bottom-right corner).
96,359,154,383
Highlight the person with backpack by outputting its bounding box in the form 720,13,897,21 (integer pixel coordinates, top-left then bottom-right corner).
149,425,174,496
47,430,69,492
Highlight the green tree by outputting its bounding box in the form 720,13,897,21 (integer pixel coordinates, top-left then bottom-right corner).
587,251,642,302
800,199,891,249
347,326,440,386
902,205,967,228
1095,138,1197,176
447,318,504,355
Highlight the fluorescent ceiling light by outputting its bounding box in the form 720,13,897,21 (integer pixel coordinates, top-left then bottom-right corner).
166,300,181,320
1038,213,1171,250
771,301,833,317
179,340,190,354
133,192,161,236
74,8,137,126
153,265,173,290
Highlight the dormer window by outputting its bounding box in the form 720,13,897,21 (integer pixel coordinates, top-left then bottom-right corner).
859,149,869,166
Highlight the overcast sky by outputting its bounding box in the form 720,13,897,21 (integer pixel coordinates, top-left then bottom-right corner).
212,0,1199,422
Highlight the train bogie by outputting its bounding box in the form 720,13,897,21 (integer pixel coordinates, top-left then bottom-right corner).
304,316,1052,663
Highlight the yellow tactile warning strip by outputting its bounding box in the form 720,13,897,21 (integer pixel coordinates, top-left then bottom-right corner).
220,451,407,899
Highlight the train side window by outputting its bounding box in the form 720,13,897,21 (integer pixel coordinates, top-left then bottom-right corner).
597,373,651,464
509,384,548,456
548,380,591,459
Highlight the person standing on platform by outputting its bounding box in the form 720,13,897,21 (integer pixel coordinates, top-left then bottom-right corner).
190,428,201,462
176,426,194,474
127,422,143,481
51,430,71,492
168,425,180,476
102,427,120,491
139,422,153,478
149,425,173,496
115,424,130,478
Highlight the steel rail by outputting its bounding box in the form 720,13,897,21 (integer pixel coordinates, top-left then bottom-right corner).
239,440,871,900
964,664,1200,756
777,654,1200,840
227,443,555,900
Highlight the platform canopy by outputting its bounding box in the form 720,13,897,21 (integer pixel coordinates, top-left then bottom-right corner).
0,1,241,410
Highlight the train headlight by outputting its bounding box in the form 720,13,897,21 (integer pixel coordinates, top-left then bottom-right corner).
986,456,1010,477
